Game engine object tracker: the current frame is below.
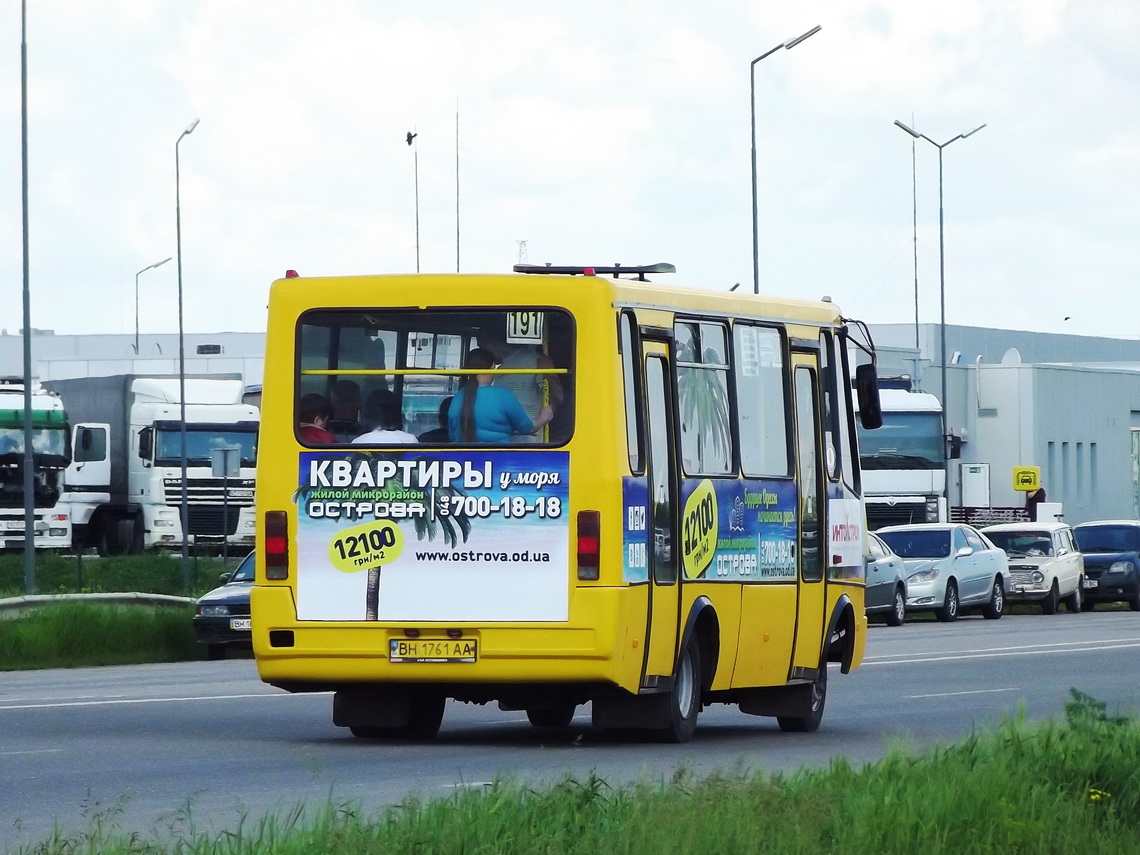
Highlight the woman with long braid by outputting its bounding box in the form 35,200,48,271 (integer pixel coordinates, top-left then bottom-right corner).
447,348,553,442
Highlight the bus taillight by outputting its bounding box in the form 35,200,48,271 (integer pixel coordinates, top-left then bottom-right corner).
265,510,289,579
577,510,601,580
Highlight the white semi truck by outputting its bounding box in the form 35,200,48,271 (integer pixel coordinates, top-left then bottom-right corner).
0,377,72,550
44,374,259,554
856,385,947,530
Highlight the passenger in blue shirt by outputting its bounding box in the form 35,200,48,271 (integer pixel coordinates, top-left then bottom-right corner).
449,348,553,442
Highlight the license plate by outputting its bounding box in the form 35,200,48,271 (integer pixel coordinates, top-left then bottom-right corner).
1083,578,1098,589
229,618,252,631
389,638,477,663
1,521,23,531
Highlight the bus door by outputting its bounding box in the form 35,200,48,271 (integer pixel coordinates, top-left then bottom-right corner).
790,352,827,677
641,341,681,684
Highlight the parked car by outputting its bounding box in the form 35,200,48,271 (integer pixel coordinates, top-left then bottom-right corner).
192,551,254,659
877,523,1008,622
982,522,1084,614
865,532,907,626
1072,521,1140,611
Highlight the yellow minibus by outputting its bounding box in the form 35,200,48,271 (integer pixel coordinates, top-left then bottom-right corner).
253,263,882,742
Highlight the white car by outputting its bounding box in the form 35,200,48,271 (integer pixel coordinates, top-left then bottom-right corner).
877,523,1008,622
983,522,1084,614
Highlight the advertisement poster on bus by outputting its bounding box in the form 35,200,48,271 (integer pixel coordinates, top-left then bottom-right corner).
622,477,798,583
295,450,569,622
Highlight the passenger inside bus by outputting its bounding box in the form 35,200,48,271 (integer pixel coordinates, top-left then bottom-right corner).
477,329,559,443
327,379,365,441
448,348,553,443
353,389,418,444
416,396,453,444
297,393,337,444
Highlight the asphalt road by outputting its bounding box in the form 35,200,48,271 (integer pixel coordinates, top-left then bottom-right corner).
2,610,1138,851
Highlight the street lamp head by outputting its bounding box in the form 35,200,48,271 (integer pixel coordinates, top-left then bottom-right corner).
785,25,821,49
155,256,172,269
894,119,921,139
185,118,200,135
962,123,987,139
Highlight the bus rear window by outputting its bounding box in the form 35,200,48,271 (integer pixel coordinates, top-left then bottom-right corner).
296,309,574,446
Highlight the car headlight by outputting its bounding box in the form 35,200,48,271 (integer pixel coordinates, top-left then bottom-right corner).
198,605,230,617
153,519,175,527
1108,561,1133,575
908,568,941,583
1031,571,1044,584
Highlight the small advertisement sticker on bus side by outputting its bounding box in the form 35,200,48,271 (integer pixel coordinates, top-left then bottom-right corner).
294,450,570,622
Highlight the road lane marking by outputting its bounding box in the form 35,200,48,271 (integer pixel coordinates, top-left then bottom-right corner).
866,641,1140,666
908,688,1020,699
864,636,1140,661
0,748,64,756
0,692,328,711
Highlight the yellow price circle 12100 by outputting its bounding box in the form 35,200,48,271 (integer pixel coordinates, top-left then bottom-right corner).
681,479,719,580
328,519,404,573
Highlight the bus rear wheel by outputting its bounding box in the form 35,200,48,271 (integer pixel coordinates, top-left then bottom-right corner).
654,637,701,743
778,659,827,733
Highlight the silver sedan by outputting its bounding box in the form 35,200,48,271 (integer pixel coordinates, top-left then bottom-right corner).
876,523,1009,622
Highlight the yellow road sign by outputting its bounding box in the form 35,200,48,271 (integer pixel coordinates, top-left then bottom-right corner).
1013,466,1040,491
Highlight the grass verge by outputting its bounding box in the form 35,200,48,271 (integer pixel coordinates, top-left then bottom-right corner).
15,691,1140,854
0,601,200,670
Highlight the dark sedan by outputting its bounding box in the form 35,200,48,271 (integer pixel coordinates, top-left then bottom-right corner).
192,551,253,659
1072,521,1140,610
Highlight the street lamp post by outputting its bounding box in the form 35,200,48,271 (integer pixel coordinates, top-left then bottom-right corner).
134,257,172,355
406,130,419,273
893,119,986,506
750,25,820,295
175,118,199,589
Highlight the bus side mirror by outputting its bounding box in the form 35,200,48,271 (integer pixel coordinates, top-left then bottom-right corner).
855,363,882,429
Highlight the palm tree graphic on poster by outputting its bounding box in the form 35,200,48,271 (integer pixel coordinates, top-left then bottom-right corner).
676,338,731,473
293,450,471,619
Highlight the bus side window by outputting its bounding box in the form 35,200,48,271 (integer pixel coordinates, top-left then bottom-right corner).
733,323,790,477
620,312,643,473
675,320,732,476
821,330,859,492
834,331,861,494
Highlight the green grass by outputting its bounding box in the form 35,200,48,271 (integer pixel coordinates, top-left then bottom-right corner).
14,691,1140,854
0,601,201,670
0,552,236,599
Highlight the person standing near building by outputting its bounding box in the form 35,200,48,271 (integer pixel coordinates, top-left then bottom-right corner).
1025,486,1047,521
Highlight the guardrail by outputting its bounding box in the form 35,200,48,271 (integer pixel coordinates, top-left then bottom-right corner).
0,592,195,620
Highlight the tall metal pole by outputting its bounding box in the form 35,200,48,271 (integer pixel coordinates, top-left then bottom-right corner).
20,0,34,593
893,119,986,507
455,103,460,273
937,145,949,505
176,118,199,590
134,257,172,356
406,130,419,273
750,26,820,295
911,114,919,351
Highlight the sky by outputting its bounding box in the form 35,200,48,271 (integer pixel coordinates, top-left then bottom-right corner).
0,0,1137,340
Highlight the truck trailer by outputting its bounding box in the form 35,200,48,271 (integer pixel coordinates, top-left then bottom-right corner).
44,374,258,554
